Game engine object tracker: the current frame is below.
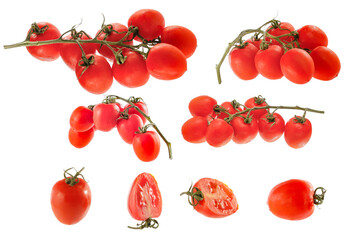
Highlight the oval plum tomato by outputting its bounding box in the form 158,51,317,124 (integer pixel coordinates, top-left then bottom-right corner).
146,43,187,80
229,43,258,80
297,25,328,51
206,119,234,147
68,127,95,148
51,168,91,225
310,46,340,81
93,103,120,132
96,23,133,61
255,45,284,80
284,116,312,149
268,179,326,220
258,112,285,142
75,54,113,94
244,96,268,120
128,9,165,41
117,114,143,144
70,106,94,132
26,22,61,61
124,101,148,124
181,116,208,143
266,22,295,46
188,95,217,118
60,33,96,70
181,178,238,218
217,101,242,120
128,173,162,227
160,25,197,58
133,131,160,162
245,38,262,49
112,50,149,88
280,48,314,84
230,116,258,144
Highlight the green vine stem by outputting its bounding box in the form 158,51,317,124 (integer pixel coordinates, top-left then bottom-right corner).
63,167,85,186
128,218,159,230
313,187,326,205
180,183,204,207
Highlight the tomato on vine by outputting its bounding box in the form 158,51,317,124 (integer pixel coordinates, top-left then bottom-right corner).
258,112,285,142
93,102,120,132
266,22,295,46
124,100,148,124
205,119,234,147
68,127,95,148
188,95,217,118
297,25,328,51
310,46,341,81
133,129,160,162
181,116,208,143
70,106,94,132
284,115,312,149
230,115,258,144
128,9,165,41
244,96,268,119
255,45,284,80
117,114,143,144
217,101,242,120
229,43,258,80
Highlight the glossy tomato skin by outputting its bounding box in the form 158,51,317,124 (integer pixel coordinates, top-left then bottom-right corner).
310,46,340,81
128,9,165,41
268,179,315,220
117,114,143,144
280,48,314,84
93,103,120,132
26,22,61,61
133,131,160,162
189,95,217,118
161,25,197,58
266,22,295,46
70,106,94,132
124,101,148,124
51,178,91,225
112,50,149,88
255,45,284,79
284,117,312,149
75,54,113,94
128,173,162,221
68,127,95,148
206,119,234,147
231,116,258,144
297,25,328,51
244,97,268,120
217,101,242,120
245,38,262,49
146,43,187,80
193,178,238,218
258,113,285,142
229,43,259,80
181,116,208,143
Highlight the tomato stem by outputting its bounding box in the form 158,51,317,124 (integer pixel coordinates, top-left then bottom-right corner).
63,167,85,186
313,187,326,205
128,218,159,230
180,183,204,208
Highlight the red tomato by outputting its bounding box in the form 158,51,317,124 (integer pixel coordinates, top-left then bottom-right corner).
117,114,143,144
112,50,149,88
284,116,312,149
310,46,340,81
244,96,268,119
133,131,160,162
68,127,95,148
128,9,165,41
60,34,96,70
245,38,262,49
181,116,208,143
229,43,258,80
266,22,295,46
217,101,242,120
160,25,197,58
297,25,328,51
206,119,234,147
268,179,322,220
258,112,285,142
230,116,258,144
280,48,314,84
146,43,187,80
124,101,148,124
255,45,284,80
26,22,61,61
75,54,113,94
70,106,94,132
51,169,91,225
188,95,217,118
128,173,162,221
96,23,133,61
93,103,120,132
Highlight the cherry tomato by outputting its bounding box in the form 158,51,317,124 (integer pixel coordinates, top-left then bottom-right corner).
206,119,234,147
26,22,61,61
128,173,162,221
229,43,258,80
255,45,284,80
128,9,165,41
112,50,149,88
160,25,197,58
117,114,143,144
297,25,328,51
244,96,268,119
181,116,208,143
266,22,295,46
51,168,91,225
60,33,96,70
68,127,95,148
217,101,242,120
245,38,262,49
93,103,120,132
133,131,160,162
69,106,94,132
230,116,258,144
75,54,113,94
280,48,314,84
124,101,148,124
284,116,312,149
188,95,217,118
146,43,187,80
258,112,285,142
310,46,340,81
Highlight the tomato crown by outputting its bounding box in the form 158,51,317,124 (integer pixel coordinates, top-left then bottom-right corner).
63,167,86,186
180,183,205,208
128,218,159,230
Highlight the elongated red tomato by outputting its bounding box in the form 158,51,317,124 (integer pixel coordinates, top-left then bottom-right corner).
161,25,197,58
128,9,165,41
133,131,160,162
188,95,217,117
124,101,148,124
217,101,242,120
266,22,295,45
310,46,340,81
117,114,143,144
297,25,328,51
258,112,285,142
93,103,120,132
70,106,94,132
229,43,258,80
206,119,234,147
255,45,284,79
284,116,312,149
181,116,208,143
68,127,95,148
244,96,268,119
231,116,258,144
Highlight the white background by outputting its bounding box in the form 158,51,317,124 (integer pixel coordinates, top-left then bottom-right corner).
0,0,358,239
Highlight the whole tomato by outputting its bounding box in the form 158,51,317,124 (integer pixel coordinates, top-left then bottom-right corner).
181,116,208,143
310,46,341,81
217,101,242,120
244,96,268,119
229,43,258,80
297,25,328,51
93,103,121,132
68,127,95,148
266,22,295,45
69,106,94,132
188,95,217,118
245,38,262,49
116,114,143,144
258,112,285,142
205,119,234,147
128,9,165,41
284,116,312,149
255,45,284,80
133,131,160,162
230,115,258,144
124,100,148,124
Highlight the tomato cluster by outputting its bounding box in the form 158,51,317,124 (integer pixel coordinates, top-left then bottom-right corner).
22,9,196,94
182,95,319,149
